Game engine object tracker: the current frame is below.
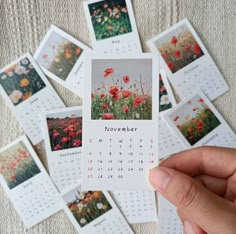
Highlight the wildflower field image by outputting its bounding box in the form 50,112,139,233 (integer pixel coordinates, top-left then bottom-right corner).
0,142,40,189
88,0,132,40
169,95,221,145
156,23,204,73
0,57,46,106
37,31,83,81
91,59,152,120
46,110,82,151
159,74,172,112
63,187,112,228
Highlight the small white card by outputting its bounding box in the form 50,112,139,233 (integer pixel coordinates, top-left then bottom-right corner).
42,106,83,193
0,53,65,145
0,136,62,228
61,184,134,234
82,54,159,190
110,190,157,224
163,90,236,149
34,25,92,96
147,19,229,101
83,0,142,54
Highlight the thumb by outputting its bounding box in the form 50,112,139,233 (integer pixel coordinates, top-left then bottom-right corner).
149,167,236,234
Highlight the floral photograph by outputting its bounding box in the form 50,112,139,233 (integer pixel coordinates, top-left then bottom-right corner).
156,23,204,73
88,0,132,40
0,57,46,106
37,31,83,81
0,142,41,189
159,74,172,112
63,187,112,228
91,59,152,120
46,110,82,151
169,95,221,145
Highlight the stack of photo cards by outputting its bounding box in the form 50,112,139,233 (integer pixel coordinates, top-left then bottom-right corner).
0,136,63,228
41,106,83,192
0,53,65,145
83,0,142,54
34,25,93,97
147,19,229,101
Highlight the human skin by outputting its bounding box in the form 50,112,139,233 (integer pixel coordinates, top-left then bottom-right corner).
149,146,236,234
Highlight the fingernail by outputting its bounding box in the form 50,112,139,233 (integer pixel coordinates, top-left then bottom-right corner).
183,220,196,234
149,167,170,192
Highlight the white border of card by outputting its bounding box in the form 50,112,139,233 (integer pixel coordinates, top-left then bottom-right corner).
0,135,62,228
42,106,83,193
147,18,229,101
61,184,134,234
83,0,142,54
163,90,236,149
0,53,65,145
34,25,93,96
82,53,159,190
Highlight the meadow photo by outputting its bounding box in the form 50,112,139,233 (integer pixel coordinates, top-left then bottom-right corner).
156,23,204,73
63,187,112,228
0,57,46,106
46,110,82,151
91,59,152,120
88,0,132,40
159,74,172,112
37,31,83,81
0,142,40,189
169,95,221,145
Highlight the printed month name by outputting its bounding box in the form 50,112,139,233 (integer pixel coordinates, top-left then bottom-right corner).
184,64,199,75
104,126,138,132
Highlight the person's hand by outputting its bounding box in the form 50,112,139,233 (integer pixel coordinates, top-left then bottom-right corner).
149,146,236,234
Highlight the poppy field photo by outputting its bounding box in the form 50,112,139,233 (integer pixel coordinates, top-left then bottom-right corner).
0,57,46,106
156,23,204,73
46,110,82,151
0,142,41,189
91,59,152,120
36,31,83,81
169,95,221,145
63,187,112,228
88,0,132,40
159,74,172,112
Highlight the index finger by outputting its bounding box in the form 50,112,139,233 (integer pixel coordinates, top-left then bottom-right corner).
160,146,236,178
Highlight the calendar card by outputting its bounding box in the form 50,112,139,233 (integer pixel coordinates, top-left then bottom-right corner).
147,19,229,101
110,190,157,224
159,69,185,159
61,184,134,234
83,0,142,54
0,135,62,228
34,25,92,96
42,106,83,193
163,90,236,149
82,54,159,190
0,53,65,145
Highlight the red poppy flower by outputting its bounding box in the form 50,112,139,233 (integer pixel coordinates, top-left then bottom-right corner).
159,75,162,81
189,136,195,140
187,128,194,134
113,94,120,101
109,86,119,96
10,176,16,182
197,120,204,127
174,50,181,58
73,139,82,147
61,137,70,143
53,132,60,139
193,43,201,55
177,125,182,129
63,127,69,133
123,75,130,83
161,53,168,60
103,3,108,8
185,45,191,51
191,118,196,122
167,61,174,71
171,36,178,45
100,93,106,99
133,96,145,108
54,144,62,150
122,90,132,98
102,104,108,110
70,204,77,210
76,129,82,135
102,113,114,120
91,94,94,99
199,98,204,103
160,86,166,92
69,131,76,138
122,106,129,113
173,116,179,121
104,68,114,78
68,125,76,131
197,126,203,132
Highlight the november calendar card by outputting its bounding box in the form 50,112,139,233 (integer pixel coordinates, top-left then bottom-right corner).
42,106,83,192
163,90,236,149
147,19,229,100
82,54,159,190
62,184,133,233
0,136,62,228
34,25,92,96
0,53,65,145
83,0,142,54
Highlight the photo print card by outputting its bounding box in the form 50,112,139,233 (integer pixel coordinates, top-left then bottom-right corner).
34,25,93,96
62,184,134,234
42,106,83,193
147,19,229,101
82,54,159,190
0,53,65,145
0,136,62,228
163,90,236,149
83,0,142,54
